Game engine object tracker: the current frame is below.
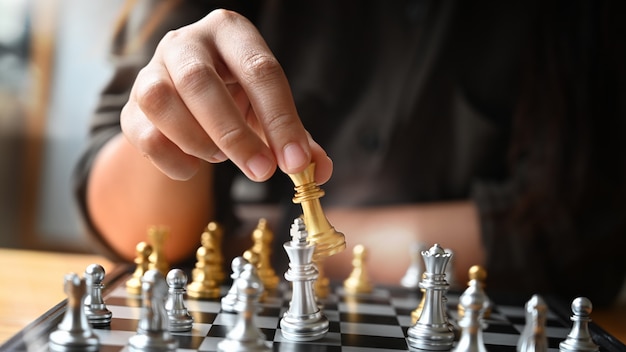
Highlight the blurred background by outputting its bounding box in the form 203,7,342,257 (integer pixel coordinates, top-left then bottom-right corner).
0,0,125,252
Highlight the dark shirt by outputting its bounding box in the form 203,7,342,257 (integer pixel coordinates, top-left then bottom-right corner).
74,0,626,305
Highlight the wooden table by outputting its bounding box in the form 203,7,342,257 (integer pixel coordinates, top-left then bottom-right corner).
0,248,624,346
0,248,113,344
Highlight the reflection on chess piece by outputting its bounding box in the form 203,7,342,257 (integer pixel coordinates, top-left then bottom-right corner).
559,297,599,352
126,242,153,295
288,163,346,297
186,228,222,299
244,218,279,290
343,244,373,294
148,226,170,276
49,273,99,351
458,265,492,319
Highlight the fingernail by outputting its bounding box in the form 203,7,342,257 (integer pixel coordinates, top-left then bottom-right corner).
209,150,228,163
283,142,309,172
247,154,273,179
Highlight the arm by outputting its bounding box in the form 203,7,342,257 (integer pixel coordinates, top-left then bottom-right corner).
81,9,332,262
323,201,483,287
87,133,213,262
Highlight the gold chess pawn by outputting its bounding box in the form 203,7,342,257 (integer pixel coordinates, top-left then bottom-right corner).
411,274,427,324
126,241,152,295
458,265,492,319
244,218,279,290
147,226,169,276
186,230,222,299
288,163,346,297
343,244,373,294
202,222,226,286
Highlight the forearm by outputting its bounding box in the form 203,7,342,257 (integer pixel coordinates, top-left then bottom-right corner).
86,133,214,263
323,201,484,286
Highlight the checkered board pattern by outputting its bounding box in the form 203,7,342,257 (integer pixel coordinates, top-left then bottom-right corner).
5,269,622,352
93,278,575,352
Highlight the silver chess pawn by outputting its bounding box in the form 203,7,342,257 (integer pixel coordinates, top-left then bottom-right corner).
129,269,178,352
221,256,249,313
83,263,112,326
401,241,427,289
559,297,599,352
452,278,488,352
407,243,455,351
49,273,99,351
217,263,271,352
280,217,329,341
517,294,548,352
165,268,193,332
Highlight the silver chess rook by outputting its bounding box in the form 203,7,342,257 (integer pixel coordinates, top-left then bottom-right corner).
280,217,329,341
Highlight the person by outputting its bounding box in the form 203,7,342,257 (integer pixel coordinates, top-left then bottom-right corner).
74,0,626,305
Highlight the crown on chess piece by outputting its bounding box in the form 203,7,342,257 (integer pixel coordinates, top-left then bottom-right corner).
287,163,346,260
421,244,451,281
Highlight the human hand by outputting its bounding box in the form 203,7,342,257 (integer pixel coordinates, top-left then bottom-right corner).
120,9,332,183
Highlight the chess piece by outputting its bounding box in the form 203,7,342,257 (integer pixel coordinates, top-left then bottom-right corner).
401,241,427,289
411,281,427,324
126,241,152,295
245,218,280,290
148,226,170,276
165,269,193,332
458,265,492,319
288,163,346,297
222,256,249,312
517,294,548,352
445,248,457,289
452,277,488,352
83,263,112,326
559,297,599,352
343,244,373,294
49,273,99,351
186,226,223,299
516,295,549,352
280,217,329,341
129,269,178,351
217,263,271,352
202,222,226,285
407,244,455,351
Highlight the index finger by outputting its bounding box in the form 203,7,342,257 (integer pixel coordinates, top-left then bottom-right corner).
206,10,312,175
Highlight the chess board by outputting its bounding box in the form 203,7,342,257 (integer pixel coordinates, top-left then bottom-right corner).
2,265,624,352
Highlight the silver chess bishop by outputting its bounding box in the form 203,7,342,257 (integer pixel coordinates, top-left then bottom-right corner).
280,217,329,341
